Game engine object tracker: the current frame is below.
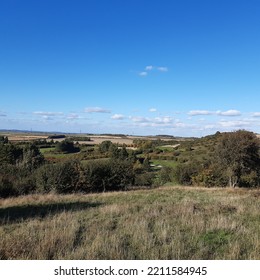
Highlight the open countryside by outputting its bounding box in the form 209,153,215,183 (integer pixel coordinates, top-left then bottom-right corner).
1,0,260,263
0,130,260,259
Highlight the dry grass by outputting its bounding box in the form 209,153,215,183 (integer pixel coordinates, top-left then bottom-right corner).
0,187,260,259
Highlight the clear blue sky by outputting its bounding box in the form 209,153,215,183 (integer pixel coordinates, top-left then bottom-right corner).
0,0,260,136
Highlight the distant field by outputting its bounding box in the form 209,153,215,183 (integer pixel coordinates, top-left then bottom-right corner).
78,136,134,146
1,132,185,146
4,134,49,142
1,186,260,260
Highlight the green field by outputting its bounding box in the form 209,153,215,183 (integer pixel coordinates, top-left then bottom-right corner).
1,186,260,260
40,147,79,159
151,160,178,168
39,147,56,153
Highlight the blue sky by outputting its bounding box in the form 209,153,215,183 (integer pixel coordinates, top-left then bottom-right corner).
0,0,260,136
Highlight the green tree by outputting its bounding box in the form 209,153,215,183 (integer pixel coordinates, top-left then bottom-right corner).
0,143,23,165
55,140,79,153
215,130,260,187
0,136,8,144
99,140,113,153
21,143,44,171
35,160,81,193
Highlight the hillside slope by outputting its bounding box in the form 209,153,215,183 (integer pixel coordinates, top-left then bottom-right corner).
1,186,260,260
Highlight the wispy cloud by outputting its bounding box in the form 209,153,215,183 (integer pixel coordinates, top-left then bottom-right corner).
154,116,172,124
84,107,111,113
0,113,7,117
138,65,168,76
149,108,157,112
188,110,214,116
33,111,64,116
145,65,153,71
129,115,175,127
157,67,168,72
139,71,148,77
218,120,250,128
188,109,241,117
67,113,80,119
216,110,241,116
111,114,125,120
130,116,150,123
253,112,260,117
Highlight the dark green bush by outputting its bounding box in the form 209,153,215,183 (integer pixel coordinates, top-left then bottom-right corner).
35,161,81,194
0,177,16,198
134,172,155,187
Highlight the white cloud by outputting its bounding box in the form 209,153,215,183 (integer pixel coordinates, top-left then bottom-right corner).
129,115,175,128
216,110,241,116
42,115,53,120
111,114,125,120
188,109,241,117
157,67,168,72
188,110,214,116
218,120,250,128
149,108,157,112
154,116,172,124
67,113,80,119
145,65,153,71
84,107,111,113
137,65,168,76
139,71,148,76
130,116,150,123
33,111,64,116
253,112,260,117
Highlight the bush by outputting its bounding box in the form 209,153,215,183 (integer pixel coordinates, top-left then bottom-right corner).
35,161,82,194
14,176,37,195
240,171,259,188
0,177,16,198
55,140,79,153
154,167,173,186
174,162,200,185
83,159,134,192
134,172,155,187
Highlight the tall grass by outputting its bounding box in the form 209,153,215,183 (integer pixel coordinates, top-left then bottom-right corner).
0,187,260,259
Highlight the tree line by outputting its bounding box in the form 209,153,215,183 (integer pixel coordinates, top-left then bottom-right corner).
0,130,259,198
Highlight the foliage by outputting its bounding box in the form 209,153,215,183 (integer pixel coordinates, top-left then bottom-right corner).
134,172,155,187
0,136,8,144
20,143,44,171
67,136,91,142
48,135,66,139
83,159,134,192
35,161,82,194
0,143,23,165
214,130,260,187
55,140,79,153
174,162,201,185
154,167,174,186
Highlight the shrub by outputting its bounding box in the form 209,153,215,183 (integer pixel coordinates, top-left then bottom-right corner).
154,167,173,186
0,177,16,198
55,140,79,153
35,161,81,194
240,171,259,188
174,162,200,185
134,172,155,187
82,159,134,192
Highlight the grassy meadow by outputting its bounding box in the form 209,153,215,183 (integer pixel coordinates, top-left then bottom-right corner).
0,186,260,260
